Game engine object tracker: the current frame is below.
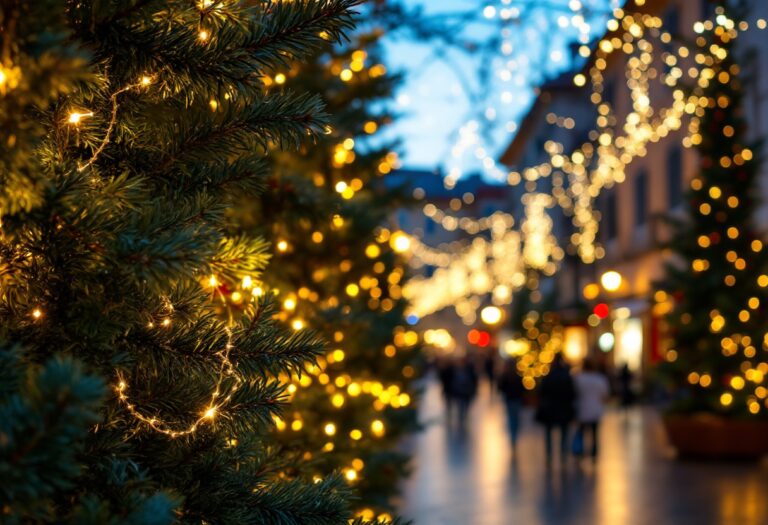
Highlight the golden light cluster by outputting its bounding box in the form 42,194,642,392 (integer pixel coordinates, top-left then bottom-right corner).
405,192,562,322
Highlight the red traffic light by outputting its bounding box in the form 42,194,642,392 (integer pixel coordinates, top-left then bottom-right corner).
593,303,610,319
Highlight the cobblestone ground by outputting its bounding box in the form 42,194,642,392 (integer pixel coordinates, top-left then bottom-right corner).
399,377,768,525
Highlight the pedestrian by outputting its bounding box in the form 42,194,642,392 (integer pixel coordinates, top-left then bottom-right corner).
618,363,635,409
437,356,456,416
535,353,576,464
451,355,478,427
497,358,525,451
573,358,611,460
483,352,496,395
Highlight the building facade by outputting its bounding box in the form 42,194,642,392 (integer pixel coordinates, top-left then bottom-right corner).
499,0,768,380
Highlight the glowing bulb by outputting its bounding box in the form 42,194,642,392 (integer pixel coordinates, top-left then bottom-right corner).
203,406,217,419
600,271,622,292
198,30,210,42
140,75,153,86
67,111,93,124
292,319,305,330
276,240,288,252
480,306,503,325
31,308,42,319
324,423,336,436
389,231,411,253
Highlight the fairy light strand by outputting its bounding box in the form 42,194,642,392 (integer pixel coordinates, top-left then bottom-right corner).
73,75,153,172
115,327,242,438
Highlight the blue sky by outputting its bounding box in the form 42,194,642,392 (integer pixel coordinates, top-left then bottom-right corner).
381,0,619,179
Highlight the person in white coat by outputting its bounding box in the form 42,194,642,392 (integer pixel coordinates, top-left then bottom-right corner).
573,358,610,459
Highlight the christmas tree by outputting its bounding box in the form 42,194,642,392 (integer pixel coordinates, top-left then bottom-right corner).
657,1,768,418
0,1,384,523
225,3,420,518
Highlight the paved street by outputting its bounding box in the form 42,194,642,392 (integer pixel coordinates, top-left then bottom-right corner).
399,378,768,525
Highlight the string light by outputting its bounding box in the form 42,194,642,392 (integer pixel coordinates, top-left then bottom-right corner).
75,75,155,172
115,328,242,438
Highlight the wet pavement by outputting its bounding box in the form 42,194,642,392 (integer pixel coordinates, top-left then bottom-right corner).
399,377,768,525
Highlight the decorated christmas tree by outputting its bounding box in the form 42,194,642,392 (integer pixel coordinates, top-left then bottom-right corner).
657,1,768,418
0,1,388,523
225,3,421,518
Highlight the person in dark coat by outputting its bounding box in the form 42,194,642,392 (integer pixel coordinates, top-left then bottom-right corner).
451,355,478,426
437,357,456,415
618,363,635,409
497,358,525,450
535,353,576,464
483,352,496,396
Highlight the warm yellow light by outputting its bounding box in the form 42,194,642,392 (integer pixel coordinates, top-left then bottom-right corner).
583,283,600,300
67,111,93,124
720,392,733,406
276,240,289,252
350,429,362,440
480,305,503,325
600,270,622,292
345,469,357,481
332,393,345,407
291,319,305,331
198,29,210,42
390,231,411,253
203,406,217,419
324,423,336,436
274,73,286,84
371,419,385,436
365,244,381,258
284,297,297,311
32,308,42,319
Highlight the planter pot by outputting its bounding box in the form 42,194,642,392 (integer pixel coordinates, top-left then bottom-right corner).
663,414,768,460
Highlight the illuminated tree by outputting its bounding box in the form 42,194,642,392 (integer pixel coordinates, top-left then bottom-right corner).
657,1,768,418
0,1,377,523
226,3,421,518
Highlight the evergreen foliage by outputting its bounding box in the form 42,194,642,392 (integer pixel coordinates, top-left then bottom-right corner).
657,0,768,418
0,1,380,523
225,2,421,518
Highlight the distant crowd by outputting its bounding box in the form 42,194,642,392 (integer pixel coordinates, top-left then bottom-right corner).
436,352,635,462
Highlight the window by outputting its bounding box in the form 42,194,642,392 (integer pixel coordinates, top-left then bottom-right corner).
635,170,648,227
667,146,683,208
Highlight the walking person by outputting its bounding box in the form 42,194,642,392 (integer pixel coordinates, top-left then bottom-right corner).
618,363,635,410
573,358,611,460
451,355,478,429
437,356,456,417
483,352,496,396
535,353,576,465
497,358,525,452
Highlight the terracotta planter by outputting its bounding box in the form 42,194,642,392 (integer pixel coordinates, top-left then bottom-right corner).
664,414,768,459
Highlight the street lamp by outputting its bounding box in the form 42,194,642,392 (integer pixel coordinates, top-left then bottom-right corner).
480,305,503,326
600,270,623,293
